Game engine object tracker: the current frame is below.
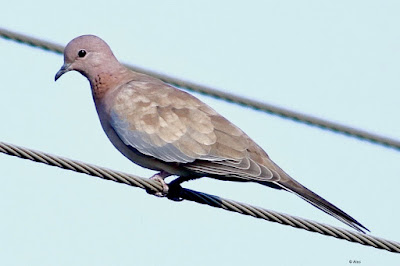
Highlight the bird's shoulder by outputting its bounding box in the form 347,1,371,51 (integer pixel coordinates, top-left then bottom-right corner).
113,79,211,111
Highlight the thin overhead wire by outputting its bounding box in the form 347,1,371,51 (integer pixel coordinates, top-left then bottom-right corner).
1,27,400,151
1,141,399,253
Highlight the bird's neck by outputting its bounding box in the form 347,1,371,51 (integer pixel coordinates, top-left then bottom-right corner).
89,67,132,101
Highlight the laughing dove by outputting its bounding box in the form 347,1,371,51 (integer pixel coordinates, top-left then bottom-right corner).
55,35,368,232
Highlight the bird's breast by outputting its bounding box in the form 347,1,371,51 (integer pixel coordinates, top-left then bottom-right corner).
91,73,114,100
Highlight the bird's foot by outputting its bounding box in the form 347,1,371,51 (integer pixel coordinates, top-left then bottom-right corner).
147,171,171,197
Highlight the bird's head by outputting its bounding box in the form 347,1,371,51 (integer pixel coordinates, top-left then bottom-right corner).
55,35,119,82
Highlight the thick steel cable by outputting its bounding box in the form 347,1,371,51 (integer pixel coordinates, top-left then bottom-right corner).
1,141,399,253
1,27,400,151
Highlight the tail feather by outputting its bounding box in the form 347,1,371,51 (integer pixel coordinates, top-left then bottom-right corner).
273,179,369,233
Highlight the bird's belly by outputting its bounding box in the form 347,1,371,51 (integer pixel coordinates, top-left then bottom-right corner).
100,118,194,176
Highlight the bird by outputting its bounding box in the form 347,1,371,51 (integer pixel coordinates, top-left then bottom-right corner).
55,35,368,233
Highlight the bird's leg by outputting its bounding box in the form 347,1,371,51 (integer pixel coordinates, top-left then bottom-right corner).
148,171,171,197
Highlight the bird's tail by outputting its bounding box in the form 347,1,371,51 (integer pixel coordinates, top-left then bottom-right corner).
272,178,369,233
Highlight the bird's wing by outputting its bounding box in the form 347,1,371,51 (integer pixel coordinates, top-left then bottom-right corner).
109,81,279,182
109,80,368,232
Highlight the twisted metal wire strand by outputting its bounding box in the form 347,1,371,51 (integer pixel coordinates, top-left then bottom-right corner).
1,27,400,151
1,141,399,253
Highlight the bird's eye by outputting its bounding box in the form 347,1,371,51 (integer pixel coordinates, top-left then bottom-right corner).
78,50,87,58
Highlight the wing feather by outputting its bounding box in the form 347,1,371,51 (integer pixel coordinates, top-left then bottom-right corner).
110,81,280,182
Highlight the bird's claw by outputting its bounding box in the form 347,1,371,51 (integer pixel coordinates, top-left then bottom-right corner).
145,171,186,200
148,174,169,197
146,171,171,197
145,173,185,201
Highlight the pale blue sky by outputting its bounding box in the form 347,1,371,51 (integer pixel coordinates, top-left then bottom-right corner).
1,1,399,265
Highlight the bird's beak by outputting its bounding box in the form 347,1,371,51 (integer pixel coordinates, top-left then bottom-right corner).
55,63,71,81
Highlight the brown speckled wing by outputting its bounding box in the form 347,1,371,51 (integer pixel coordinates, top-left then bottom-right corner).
109,81,279,182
